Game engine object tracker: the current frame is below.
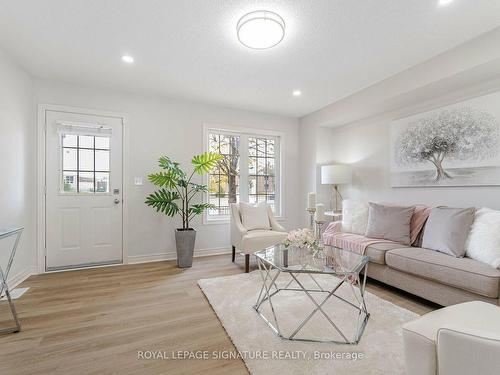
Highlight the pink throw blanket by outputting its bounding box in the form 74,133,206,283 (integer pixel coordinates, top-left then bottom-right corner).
323,222,392,254
322,205,432,255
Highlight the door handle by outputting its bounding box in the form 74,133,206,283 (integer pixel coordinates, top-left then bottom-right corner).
114,199,121,204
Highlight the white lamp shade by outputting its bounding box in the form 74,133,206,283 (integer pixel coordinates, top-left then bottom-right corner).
321,165,352,185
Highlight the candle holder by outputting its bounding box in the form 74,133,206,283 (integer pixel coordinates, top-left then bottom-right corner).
307,208,316,230
314,220,326,259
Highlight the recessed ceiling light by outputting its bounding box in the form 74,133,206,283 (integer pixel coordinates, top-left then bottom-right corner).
237,10,285,50
121,55,134,64
292,90,302,97
438,0,453,6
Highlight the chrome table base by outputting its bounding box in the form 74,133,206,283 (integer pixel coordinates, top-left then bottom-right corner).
254,256,369,344
0,227,23,334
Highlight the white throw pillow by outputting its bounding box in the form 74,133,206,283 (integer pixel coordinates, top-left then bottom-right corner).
465,208,500,268
341,199,369,235
239,202,270,231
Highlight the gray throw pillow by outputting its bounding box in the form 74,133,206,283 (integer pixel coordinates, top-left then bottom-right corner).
422,207,475,257
365,203,415,245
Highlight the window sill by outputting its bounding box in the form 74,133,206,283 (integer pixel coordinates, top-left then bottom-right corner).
203,216,285,226
204,217,230,226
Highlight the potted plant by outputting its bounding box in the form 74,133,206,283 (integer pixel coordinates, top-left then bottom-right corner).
145,152,222,268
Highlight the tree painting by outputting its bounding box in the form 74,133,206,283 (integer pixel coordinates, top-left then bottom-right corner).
395,107,500,181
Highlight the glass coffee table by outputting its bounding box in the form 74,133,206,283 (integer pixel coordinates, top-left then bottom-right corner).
253,244,370,344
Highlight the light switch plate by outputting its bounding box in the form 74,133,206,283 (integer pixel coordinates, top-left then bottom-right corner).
134,177,143,186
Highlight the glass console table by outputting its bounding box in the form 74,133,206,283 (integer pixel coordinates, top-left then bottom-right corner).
0,227,23,334
253,244,369,344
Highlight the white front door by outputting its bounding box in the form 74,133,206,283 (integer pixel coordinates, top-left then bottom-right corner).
45,110,123,271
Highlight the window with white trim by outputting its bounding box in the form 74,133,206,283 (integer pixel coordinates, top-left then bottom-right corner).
206,129,281,220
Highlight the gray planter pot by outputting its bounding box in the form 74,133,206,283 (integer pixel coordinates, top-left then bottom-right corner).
175,229,196,268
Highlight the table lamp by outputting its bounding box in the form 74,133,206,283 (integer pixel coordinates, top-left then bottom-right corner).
321,165,352,213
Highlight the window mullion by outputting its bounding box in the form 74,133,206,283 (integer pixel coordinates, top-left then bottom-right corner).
239,135,249,203
274,136,281,216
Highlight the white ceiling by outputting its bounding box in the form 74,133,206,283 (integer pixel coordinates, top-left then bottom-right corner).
1,0,500,117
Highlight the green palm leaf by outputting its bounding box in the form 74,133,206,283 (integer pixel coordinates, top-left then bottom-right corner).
145,189,180,216
191,152,223,175
148,171,178,188
189,203,216,215
189,183,209,193
158,156,186,178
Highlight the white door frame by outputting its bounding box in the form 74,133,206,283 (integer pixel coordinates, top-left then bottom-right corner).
37,104,130,274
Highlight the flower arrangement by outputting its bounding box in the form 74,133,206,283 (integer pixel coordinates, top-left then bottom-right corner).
283,228,318,249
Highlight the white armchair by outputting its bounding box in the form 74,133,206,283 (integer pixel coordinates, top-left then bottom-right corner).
403,301,500,375
230,203,287,272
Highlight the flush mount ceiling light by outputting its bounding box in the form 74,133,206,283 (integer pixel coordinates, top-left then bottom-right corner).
438,0,454,6
237,10,285,50
292,90,302,96
121,55,134,63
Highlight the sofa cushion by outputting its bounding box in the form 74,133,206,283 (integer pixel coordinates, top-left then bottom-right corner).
410,205,431,245
466,207,500,268
365,242,409,265
421,207,475,257
341,199,369,235
365,203,415,245
386,248,500,298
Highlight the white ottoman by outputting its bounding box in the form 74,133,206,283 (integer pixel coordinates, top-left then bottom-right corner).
402,301,500,375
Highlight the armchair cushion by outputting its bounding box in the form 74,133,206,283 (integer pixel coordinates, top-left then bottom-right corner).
240,230,288,254
402,301,500,375
239,202,270,230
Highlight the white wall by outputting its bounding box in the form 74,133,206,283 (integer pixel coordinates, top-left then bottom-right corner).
318,115,500,209
298,122,317,225
0,49,36,285
34,79,301,262
303,27,500,128
301,27,500,211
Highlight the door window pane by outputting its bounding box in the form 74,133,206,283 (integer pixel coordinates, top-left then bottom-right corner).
63,171,77,192
78,149,94,171
95,137,110,149
79,172,95,193
62,134,77,147
95,172,110,193
79,136,94,148
63,148,77,170
61,134,112,194
95,150,110,171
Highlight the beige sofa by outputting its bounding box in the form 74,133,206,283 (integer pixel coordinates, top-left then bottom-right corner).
360,241,500,306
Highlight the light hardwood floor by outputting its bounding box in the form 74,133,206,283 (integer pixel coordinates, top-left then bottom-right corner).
0,254,437,375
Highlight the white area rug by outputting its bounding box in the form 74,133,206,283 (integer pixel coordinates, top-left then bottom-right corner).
198,271,418,374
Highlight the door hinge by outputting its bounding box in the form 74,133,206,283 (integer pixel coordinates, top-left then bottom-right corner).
44,186,47,195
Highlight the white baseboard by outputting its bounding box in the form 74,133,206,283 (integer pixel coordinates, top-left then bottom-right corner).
6,266,37,290
127,247,231,264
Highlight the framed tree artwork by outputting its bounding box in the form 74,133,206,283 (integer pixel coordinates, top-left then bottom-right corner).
390,91,500,187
